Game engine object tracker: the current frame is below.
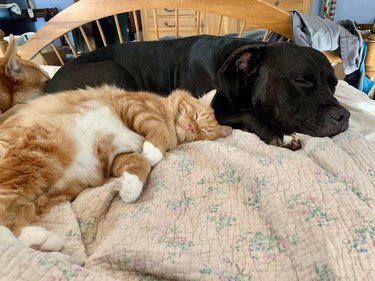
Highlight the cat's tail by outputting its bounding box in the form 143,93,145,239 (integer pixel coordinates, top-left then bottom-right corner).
0,149,67,252
0,193,66,252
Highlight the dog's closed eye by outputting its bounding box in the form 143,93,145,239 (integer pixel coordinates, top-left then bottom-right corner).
293,78,313,88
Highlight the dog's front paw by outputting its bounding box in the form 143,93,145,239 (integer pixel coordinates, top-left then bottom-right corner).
270,134,302,151
119,172,143,203
17,226,64,252
142,141,163,166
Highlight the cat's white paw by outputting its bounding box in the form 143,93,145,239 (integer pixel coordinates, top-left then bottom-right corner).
0,225,21,245
40,231,65,252
18,226,48,247
18,226,64,252
119,172,143,203
143,141,163,166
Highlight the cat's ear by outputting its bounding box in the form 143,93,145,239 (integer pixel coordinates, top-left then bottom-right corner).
199,89,216,106
219,126,232,138
4,35,23,82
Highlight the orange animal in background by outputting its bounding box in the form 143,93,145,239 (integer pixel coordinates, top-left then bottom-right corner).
0,35,49,121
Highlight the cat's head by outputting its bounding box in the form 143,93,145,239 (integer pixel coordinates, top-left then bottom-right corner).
169,89,232,143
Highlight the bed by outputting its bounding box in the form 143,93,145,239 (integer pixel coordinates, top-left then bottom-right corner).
2,0,375,280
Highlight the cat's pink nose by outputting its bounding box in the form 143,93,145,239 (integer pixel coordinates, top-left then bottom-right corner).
186,123,196,132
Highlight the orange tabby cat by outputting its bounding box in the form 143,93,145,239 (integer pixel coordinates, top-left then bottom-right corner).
0,85,231,252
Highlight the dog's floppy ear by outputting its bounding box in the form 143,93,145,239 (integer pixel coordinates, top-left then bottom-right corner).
3,35,23,83
219,45,265,76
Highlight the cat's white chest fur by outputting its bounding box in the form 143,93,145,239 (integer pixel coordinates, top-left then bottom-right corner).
55,104,145,188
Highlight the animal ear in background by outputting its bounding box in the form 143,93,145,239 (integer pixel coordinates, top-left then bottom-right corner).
219,125,233,138
3,35,23,83
199,89,216,106
219,45,264,76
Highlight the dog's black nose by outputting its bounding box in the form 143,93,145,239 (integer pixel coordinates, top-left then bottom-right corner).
329,107,350,123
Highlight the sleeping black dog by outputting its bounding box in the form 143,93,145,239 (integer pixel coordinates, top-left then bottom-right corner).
46,35,350,150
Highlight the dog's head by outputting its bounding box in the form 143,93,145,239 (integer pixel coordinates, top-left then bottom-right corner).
218,42,350,137
0,35,50,114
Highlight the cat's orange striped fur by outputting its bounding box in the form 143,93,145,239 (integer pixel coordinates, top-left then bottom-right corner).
0,85,231,252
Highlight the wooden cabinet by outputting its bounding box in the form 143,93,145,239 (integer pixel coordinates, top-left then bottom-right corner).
140,0,312,40
241,0,312,32
141,9,198,40
199,14,240,36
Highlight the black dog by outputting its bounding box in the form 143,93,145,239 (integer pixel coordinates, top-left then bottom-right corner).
47,35,350,149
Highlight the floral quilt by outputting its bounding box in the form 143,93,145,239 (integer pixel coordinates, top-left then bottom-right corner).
1,126,375,281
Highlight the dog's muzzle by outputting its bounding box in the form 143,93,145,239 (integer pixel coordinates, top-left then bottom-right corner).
301,106,350,137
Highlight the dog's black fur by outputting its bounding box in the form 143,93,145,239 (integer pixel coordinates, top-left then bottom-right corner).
47,35,350,148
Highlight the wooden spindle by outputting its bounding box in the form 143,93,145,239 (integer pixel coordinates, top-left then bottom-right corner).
175,9,179,38
132,11,141,42
239,21,246,38
216,15,223,36
153,9,160,40
113,14,124,43
50,42,65,66
38,51,47,65
63,33,78,58
79,26,93,52
96,19,108,46
196,11,201,35
262,30,271,42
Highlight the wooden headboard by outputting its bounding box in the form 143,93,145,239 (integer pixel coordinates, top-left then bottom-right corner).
14,0,314,63
14,0,293,61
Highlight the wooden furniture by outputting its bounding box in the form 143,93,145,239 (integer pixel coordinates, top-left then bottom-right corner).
366,41,375,81
365,33,375,82
17,0,294,63
366,34,375,99
17,0,339,67
140,8,198,41
140,0,312,41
